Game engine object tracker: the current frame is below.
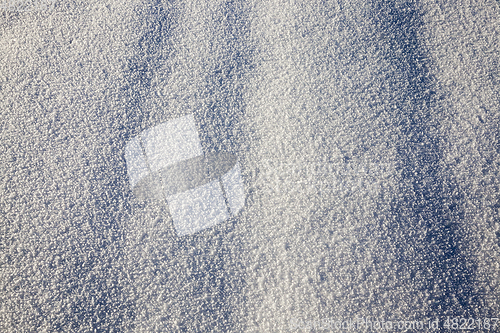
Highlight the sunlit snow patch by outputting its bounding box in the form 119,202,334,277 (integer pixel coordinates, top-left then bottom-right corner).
0,0,55,12
125,114,245,236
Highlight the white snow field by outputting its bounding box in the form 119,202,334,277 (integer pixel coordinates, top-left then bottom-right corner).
1,0,500,332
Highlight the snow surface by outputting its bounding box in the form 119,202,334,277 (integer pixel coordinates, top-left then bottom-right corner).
1,0,500,332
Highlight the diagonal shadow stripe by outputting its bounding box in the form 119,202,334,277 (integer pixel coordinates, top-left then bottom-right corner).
372,0,479,318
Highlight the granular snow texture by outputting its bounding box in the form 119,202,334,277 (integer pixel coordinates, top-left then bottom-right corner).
1,0,499,332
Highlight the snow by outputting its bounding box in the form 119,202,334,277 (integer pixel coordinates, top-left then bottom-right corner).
1,0,500,332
